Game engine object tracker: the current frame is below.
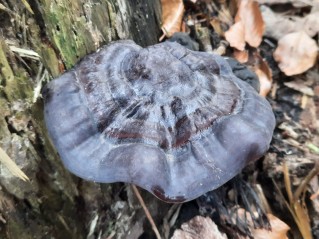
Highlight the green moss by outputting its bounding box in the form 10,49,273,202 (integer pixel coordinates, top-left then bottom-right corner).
0,41,14,86
47,9,80,68
39,45,61,78
4,76,33,102
6,216,33,239
27,18,61,77
38,0,122,69
0,41,33,102
0,98,10,138
41,0,97,68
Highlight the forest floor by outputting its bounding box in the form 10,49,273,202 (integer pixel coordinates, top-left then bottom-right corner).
0,1,318,239
141,1,319,239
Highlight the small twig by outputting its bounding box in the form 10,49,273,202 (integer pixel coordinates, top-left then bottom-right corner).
21,0,34,14
0,147,29,181
254,184,272,214
283,162,294,204
213,40,229,55
282,161,313,239
132,185,162,239
294,160,319,201
163,204,180,239
169,204,182,227
196,26,213,53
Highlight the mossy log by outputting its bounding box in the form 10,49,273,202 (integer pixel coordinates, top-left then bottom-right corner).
0,1,162,238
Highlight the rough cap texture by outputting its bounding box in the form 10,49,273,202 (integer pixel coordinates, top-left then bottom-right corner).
43,40,275,202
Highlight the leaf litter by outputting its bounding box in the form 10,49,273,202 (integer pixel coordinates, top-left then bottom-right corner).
225,0,264,50
273,31,318,76
154,0,319,238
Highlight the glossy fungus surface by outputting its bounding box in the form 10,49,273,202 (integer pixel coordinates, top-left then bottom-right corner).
43,40,275,202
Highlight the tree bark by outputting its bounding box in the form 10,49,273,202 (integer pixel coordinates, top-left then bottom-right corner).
0,0,163,238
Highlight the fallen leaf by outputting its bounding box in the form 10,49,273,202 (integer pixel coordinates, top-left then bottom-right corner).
303,11,319,37
253,214,290,239
225,0,264,49
261,5,319,40
310,189,319,200
247,52,273,96
260,5,297,40
237,0,264,47
225,21,245,51
256,0,317,8
171,216,228,239
160,0,184,40
255,68,272,96
299,97,318,130
273,31,318,76
233,49,249,63
257,55,273,96
236,208,290,239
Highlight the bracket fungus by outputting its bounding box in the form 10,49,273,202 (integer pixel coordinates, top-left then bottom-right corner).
43,40,275,202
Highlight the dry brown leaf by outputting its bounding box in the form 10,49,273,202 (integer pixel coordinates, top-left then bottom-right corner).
237,0,264,47
256,68,272,96
233,49,249,63
273,31,318,76
225,0,264,49
160,0,184,40
261,5,319,40
261,5,298,40
299,97,318,130
225,21,245,51
303,11,319,37
248,52,273,96
310,190,319,200
171,216,228,239
256,0,317,7
253,214,290,239
258,55,273,96
236,208,290,239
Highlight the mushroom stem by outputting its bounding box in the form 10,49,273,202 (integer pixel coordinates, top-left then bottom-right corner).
132,185,162,239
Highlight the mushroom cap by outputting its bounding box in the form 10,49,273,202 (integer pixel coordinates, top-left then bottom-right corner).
43,40,275,202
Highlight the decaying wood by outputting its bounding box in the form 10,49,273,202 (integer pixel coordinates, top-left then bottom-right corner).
0,0,161,238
